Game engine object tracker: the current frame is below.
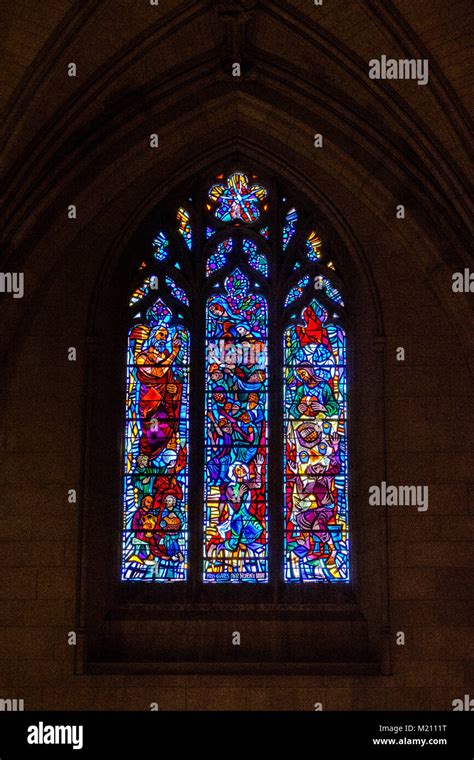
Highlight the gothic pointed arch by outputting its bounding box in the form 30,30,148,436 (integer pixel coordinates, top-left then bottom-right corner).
120,169,351,586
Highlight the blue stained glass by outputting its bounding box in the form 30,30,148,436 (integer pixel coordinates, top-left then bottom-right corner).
285,275,310,307
204,269,268,583
177,207,192,249
206,227,215,239
242,238,268,277
122,299,190,582
259,226,269,239
284,299,349,582
153,231,169,261
315,275,344,306
306,231,322,261
282,208,297,250
165,276,190,306
209,172,268,223
206,238,233,276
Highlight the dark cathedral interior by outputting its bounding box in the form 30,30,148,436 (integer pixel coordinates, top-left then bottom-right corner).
0,0,472,737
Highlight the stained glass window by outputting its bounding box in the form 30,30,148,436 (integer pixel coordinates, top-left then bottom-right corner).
242,237,268,277
283,207,298,249
306,230,322,261
315,275,344,306
122,299,190,581
284,299,349,582
203,270,268,583
130,276,157,306
208,172,267,223
165,276,190,306
285,275,310,307
153,231,169,261
206,238,233,276
177,207,192,249
121,169,350,587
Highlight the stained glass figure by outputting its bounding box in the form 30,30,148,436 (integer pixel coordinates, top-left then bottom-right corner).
284,299,349,582
283,208,297,250
122,299,190,582
209,172,268,223
177,207,192,249
203,270,268,583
